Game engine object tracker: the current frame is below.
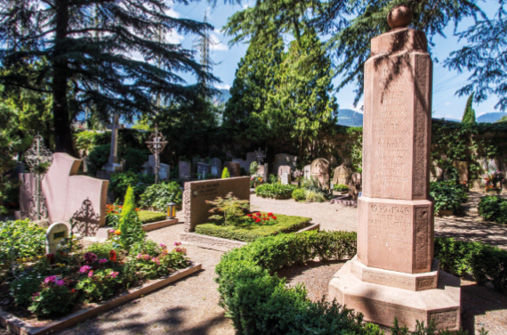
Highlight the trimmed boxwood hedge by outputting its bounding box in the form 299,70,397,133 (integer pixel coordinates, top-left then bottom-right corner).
195,214,311,242
137,210,167,224
216,231,504,334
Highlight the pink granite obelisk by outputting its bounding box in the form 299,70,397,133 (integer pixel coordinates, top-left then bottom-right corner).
328,6,461,330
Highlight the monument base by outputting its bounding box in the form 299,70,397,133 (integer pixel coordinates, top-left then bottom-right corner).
329,259,461,331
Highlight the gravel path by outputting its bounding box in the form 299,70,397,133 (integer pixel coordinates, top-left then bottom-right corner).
2,193,506,334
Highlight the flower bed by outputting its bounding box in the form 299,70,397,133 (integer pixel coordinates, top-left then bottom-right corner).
195,213,312,242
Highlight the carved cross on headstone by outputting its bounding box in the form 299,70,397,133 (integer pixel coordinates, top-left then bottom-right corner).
24,135,53,220
254,148,266,164
146,125,168,184
71,198,100,236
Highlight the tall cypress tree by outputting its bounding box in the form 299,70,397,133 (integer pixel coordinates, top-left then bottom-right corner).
0,0,213,154
462,93,476,124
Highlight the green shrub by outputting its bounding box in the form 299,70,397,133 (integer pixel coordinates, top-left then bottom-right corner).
139,181,182,210
109,171,153,203
137,210,167,223
117,186,145,250
10,271,46,308
215,231,368,334
429,180,467,215
196,214,311,242
305,189,327,202
28,278,77,318
85,241,115,259
123,147,149,172
0,219,46,269
255,183,297,199
435,237,507,292
334,184,349,192
291,188,306,201
221,167,230,178
206,193,250,226
86,144,110,175
478,195,507,224
249,161,258,175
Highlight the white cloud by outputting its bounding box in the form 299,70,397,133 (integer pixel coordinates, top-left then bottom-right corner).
210,30,228,51
215,83,231,90
165,29,184,44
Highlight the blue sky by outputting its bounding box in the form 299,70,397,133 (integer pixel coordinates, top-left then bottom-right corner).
172,0,502,120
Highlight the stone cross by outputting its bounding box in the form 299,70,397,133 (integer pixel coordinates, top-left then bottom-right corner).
254,148,266,164
328,5,460,331
146,125,168,184
24,135,53,220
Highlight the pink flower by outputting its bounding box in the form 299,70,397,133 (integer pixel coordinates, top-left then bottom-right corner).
80,265,92,273
143,254,150,261
136,253,142,260
151,257,160,265
108,228,115,234
159,243,167,249
84,252,98,263
98,258,108,264
174,241,182,246
88,270,94,278
110,271,119,279
44,275,57,284
56,279,65,286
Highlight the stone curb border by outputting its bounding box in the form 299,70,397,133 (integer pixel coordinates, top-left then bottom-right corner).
142,218,179,232
181,223,320,252
0,263,202,335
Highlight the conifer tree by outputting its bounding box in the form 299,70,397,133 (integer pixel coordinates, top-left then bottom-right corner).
0,0,214,153
462,93,476,124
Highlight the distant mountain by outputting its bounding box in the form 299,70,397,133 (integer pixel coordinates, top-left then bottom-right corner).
337,109,363,127
212,88,231,105
477,112,507,123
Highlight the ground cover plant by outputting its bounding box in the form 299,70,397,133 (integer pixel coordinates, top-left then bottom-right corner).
216,231,488,334
139,181,182,211
478,195,507,224
198,193,312,241
196,213,312,242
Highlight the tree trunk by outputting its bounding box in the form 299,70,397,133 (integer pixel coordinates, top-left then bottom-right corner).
52,0,74,155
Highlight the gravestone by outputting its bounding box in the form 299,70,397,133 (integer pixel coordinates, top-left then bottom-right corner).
42,153,109,227
143,155,170,181
178,161,191,180
210,158,221,177
328,6,460,331
303,165,311,180
310,158,330,190
46,222,69,254
256,163,268,181
182,177,250,232
232,158,249,172
332,164,352,186
226,162,241,177
197,162,210,180
273,153,297,176
277,165,291,184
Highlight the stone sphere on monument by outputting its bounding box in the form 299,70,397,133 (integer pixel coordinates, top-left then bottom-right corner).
387,5,412,29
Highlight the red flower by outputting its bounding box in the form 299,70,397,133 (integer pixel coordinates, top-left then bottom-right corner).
268,212,273,216
109,250,117,262
255,218,261,223
272,216,277,220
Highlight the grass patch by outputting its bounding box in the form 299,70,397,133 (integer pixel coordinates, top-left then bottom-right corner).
137,210,167,224
195,213,311,242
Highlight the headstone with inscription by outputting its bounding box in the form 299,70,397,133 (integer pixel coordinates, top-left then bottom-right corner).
256,163,268,181
277,165,291,184
197,162,210,180
332,164,352,186
226,161,241,177
210,158,221,177
46,222,69,254
273,153,297,176
178,161,191,181
310,158,330,190
328,6,460,331
182,177,250,232
303,165,311,180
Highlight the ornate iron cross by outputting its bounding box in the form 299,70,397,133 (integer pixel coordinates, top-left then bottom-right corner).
255,148,266,164
24,135,53,220
146,125,168,184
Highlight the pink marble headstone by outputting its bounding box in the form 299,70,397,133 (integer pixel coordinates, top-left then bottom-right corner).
42,153,108,228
